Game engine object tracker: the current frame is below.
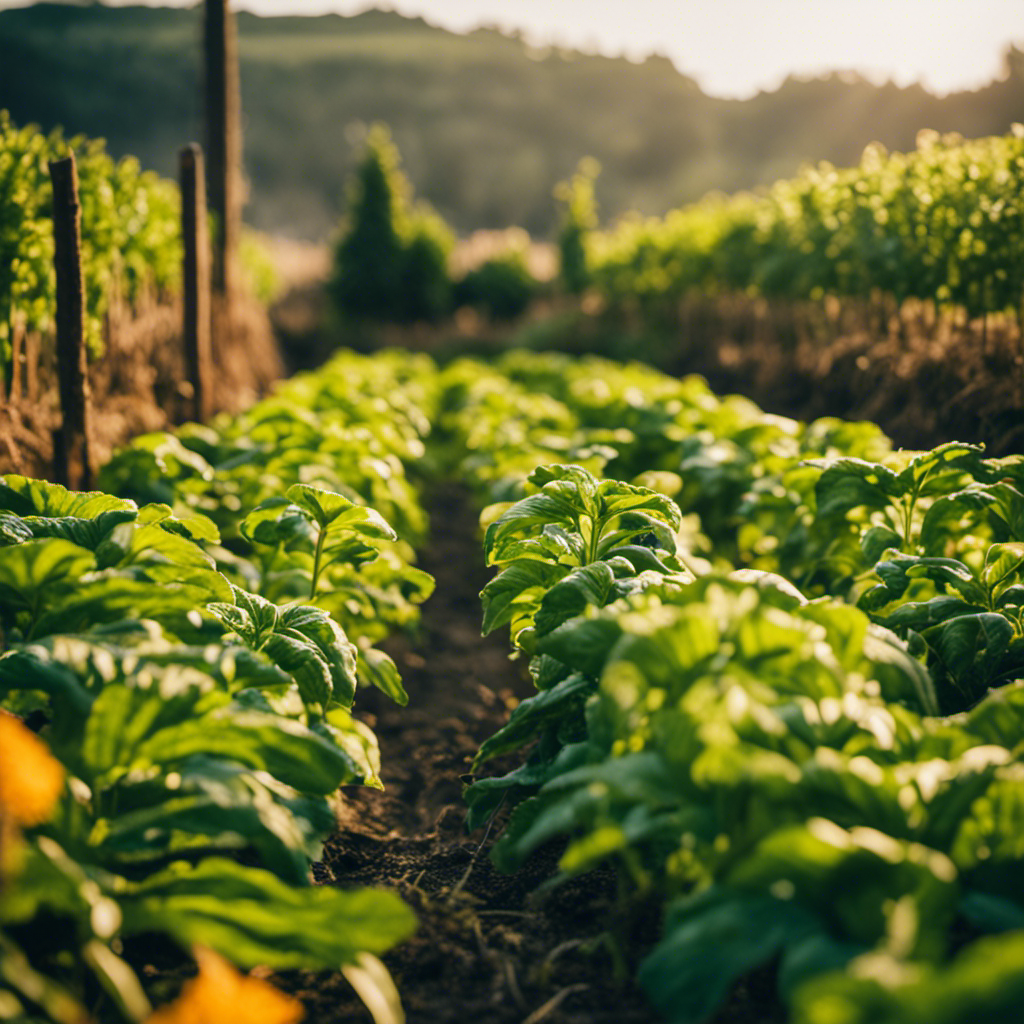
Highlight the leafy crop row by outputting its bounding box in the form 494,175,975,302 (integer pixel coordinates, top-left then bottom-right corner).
589,128,1024,317
445,350,1024,1023
0,112,180,360
0,350,437,1022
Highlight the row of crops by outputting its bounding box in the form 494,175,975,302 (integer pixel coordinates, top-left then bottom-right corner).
0,113,181,359
589,128,1024,317
0,351,439,1022
438,350,1024,1023
0,113,277,374
6,345,1024,1022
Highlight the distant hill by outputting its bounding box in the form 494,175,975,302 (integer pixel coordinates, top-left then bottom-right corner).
3,3,1023,239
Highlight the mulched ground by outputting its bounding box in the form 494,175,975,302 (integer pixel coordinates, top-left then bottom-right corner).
267,482,783,1024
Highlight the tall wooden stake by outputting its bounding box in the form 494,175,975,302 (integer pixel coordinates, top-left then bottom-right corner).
180,143,212,422
49,153,94,490
204,0,241,304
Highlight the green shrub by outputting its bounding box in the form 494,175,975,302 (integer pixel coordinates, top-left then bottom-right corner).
454,247,537,322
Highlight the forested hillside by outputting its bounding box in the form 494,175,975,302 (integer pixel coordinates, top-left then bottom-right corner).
3,3,1023,238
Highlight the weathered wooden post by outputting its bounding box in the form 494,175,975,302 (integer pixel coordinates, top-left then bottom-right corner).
204,0,241,305
48,153,94,490
179,143,213,422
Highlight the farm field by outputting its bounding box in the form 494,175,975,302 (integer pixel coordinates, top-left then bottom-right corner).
7,344,1024,1024
5,9,1024,1021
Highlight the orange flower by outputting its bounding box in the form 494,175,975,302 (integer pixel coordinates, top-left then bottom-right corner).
0,712,64,827
147,948,304,1024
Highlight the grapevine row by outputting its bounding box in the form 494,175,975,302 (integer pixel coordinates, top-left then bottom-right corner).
590,128,1024,318
0,113,181,359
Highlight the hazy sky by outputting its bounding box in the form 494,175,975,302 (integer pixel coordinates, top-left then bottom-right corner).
5,0,1024,98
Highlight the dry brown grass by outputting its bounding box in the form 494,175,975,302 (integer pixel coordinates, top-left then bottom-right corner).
574,293,1024,454
0,290,281,480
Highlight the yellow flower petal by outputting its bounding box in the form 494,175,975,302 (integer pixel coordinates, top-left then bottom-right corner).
0,712,64,827
147,948,304,1024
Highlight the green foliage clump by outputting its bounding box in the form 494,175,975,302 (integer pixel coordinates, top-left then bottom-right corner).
555,157,599,295
454,243,538,322
330,125,453,325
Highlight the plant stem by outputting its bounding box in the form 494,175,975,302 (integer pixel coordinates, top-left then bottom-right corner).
585,514,602,565
310,528,327,600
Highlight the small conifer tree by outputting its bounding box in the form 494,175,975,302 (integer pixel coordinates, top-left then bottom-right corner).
331,125,452,324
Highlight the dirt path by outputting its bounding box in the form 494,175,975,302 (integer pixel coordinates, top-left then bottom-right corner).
273,482,660,1023
278,482,782,1024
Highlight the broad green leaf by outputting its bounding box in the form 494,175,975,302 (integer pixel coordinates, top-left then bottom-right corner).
529,463,600,515
923,613,1015,697
639,890,815,1024
95,522,215,573
137,503,220,545
862,525,904,564
537,616,626,677
15,510,138,550
982,542,1024,604
862,554,986,611
0,512,33,545
532,562,620,637
472,672,595,770
897,442,986,493
96,757,331,884
131,707,363,794
0,538,95,625
861,624,939,716
881,597,984,634
0,475,137,519
486,523,584,567
598,510,679,555
963,680,1024,748
598,479,683,530
357,646,408,706
286,484,397,542
919,489,997,556
604,544,682,576
276,603,358,708
318,706,383,790
810,459,902,520
31,570,232,637
480,560,568,635
119,859,417,968
483,493,586,561
241,498,317,549
210,588,357,711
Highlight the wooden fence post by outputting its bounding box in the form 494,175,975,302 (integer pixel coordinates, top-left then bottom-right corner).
180,143,212,422
204,0,241,305
48,153,94,490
